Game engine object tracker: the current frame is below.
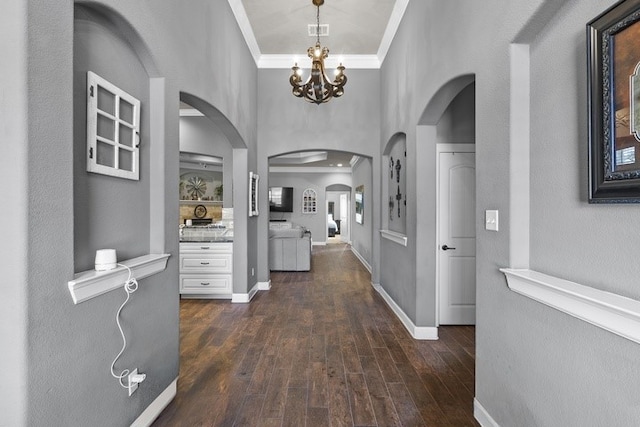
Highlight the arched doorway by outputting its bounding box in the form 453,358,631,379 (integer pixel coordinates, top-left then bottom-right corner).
417,75,476,326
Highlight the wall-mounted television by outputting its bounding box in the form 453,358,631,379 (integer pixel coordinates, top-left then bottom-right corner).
269,187,294,212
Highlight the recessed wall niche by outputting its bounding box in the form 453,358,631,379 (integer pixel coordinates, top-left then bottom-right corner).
384,134,407,235
73,5,152,272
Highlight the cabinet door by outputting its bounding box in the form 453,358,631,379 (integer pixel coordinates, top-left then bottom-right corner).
180,253,232,273
180,274,232,294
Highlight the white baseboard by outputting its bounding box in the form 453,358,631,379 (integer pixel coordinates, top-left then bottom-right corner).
312,241,327,246
350,246,371,273
233,280,271,303
371,283,438,340
474,398,500,427
130,378,177,427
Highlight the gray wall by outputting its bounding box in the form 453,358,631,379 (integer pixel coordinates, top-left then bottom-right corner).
382,0,640,425
351,158,373,267
436,82,476,144
268,171,352,242
256,68,381,284
180,115,233,207
0,0,257,425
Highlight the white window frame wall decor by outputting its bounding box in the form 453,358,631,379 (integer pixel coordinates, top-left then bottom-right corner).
86,71,141,180
302,188,317,214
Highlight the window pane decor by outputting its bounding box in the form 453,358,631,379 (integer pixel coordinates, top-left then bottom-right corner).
86,71,141,180
302,188,317,214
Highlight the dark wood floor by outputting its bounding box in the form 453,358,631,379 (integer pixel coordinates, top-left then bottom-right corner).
153,243,478,427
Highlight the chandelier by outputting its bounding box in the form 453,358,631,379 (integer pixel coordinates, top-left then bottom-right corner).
289,0,347,105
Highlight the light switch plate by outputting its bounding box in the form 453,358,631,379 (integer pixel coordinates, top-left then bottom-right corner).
485,210,499,231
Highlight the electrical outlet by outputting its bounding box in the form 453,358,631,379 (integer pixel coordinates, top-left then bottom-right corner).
128,369,140,396
251,267,255,276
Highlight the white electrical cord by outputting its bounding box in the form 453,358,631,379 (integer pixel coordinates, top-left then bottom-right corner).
110,263,139,388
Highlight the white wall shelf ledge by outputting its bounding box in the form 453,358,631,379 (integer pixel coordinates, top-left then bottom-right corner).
68,254,170,304
501,268,640,345
380,229,408,247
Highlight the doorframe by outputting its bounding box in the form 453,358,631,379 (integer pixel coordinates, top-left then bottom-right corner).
325,190,351,243
435,143,475,326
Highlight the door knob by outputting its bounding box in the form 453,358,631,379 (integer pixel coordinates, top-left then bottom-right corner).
441,245,456,251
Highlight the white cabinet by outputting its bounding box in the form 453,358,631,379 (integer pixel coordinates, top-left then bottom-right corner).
179,242,232,298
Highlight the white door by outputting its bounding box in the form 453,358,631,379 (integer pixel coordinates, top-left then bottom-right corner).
438,151,476,325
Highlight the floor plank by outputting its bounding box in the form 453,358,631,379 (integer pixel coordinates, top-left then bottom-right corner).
152,243,478,427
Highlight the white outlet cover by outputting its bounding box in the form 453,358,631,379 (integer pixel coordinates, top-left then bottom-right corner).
485,210,499,231
128,368,139,396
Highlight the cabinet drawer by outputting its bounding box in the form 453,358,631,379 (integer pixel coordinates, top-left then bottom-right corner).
180,242,232,253
180,253,232,273
180,274,232,294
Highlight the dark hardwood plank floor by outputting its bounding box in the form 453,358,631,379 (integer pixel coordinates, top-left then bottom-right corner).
153,243,478,427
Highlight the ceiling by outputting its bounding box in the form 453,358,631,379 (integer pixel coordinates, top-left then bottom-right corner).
269,151,359,170
232,0,409,68
184,1,402,171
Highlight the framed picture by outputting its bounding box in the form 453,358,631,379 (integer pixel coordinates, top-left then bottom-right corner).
588,0,640,202
249,172,259,217
355,185,364,224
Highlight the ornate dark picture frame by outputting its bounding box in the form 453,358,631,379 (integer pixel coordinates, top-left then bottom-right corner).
588,0,640,202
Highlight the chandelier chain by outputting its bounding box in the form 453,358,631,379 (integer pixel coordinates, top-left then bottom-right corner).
316,5,320,44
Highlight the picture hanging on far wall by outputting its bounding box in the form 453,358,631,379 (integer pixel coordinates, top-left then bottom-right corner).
588,0,640,202
355,185,364,224
249,172,259,217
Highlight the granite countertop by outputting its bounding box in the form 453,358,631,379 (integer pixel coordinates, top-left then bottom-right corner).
179,225,233,243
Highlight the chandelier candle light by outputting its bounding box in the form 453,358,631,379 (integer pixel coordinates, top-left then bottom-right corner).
290,0,347,104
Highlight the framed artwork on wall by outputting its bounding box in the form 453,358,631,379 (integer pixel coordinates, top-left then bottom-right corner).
355,185,364,224
588,0,640,202
249,172,259,217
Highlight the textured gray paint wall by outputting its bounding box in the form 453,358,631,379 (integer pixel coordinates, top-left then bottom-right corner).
180,116,233,207
436,83,475,144
383,0,640,425
0,0,257,425
351,158,373,267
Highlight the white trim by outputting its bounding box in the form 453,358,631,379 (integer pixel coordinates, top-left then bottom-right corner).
501,269,640,345
179,108,204,117
372,283,438,340
474,399,500,427
130,378,177,427
509,44,531,269
351,246,372,273
257,280,271,290
68,254,170,304
232,282,260,303
227,0,261,65
377,0,410,64
258,54,380,69
312,241,327,246
379,229,407,247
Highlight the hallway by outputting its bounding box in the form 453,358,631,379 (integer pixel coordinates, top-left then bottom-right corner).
153,244,477,426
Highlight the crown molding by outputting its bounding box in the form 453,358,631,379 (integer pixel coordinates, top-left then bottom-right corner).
377,0,410,64
227,0,261,65
258,54,381,69
229,0,409,70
